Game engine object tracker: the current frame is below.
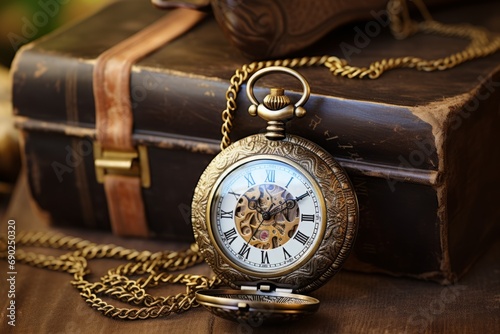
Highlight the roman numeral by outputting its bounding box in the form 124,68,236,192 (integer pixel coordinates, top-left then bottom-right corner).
221,210,233,219
228,191,241,200
238,243,251,259
293,231,309,245
261,250,270,264
265,170,275,183
244,173,255,187
301,214,314,222
223,228,238,245
285,177,294,188
283,247,291,260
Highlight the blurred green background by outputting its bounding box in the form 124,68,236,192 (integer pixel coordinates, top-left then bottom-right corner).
0,0,109,67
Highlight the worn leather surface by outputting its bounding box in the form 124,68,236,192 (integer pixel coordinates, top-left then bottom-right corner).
209,0,466,59
93,7,206,151
154,0,469,59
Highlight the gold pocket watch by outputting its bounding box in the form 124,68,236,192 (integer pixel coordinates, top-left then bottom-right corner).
192,66,358,323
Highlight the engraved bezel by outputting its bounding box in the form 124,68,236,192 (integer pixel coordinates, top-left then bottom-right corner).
192,133,358,293
206,154,326,278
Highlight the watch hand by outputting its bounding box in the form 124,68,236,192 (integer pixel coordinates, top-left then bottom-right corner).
295,192,310,202
244,195,264,213
244,203,274,249
268,199,296,217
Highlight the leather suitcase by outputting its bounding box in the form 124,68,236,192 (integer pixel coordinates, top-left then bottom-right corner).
11,0,500,283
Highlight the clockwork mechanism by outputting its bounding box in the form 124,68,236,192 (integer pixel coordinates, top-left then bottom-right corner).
235,184,300,249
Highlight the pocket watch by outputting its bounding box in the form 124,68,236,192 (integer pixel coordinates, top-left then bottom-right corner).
192,66,358,323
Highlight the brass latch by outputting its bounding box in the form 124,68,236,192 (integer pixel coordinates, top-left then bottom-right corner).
93,143,151,188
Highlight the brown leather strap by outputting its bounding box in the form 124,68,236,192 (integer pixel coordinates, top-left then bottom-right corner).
103,175,149,236
94,8,206,150
93,8,206,237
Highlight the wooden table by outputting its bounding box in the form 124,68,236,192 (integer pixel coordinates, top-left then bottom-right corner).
1,174,499,333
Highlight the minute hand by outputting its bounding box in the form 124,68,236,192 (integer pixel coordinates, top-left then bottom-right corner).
268,199,296,217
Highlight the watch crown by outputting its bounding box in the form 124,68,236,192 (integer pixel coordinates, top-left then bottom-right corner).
263,88,291,110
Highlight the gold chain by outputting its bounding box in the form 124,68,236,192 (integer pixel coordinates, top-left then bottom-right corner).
220,0,500,150
2,0,500,322
0,231,221,319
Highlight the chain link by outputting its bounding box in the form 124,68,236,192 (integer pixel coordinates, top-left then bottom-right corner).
0,231,221,320
220,0,500,150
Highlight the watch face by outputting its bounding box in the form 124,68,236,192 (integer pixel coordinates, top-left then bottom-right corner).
208,156,325,277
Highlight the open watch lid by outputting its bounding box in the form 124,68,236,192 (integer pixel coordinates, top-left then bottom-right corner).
196,284,320,323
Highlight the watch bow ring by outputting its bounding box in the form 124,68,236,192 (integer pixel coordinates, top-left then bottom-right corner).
246,66,310,141
192,66,359,324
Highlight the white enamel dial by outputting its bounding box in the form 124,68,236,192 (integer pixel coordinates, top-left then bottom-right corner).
209,157,325,276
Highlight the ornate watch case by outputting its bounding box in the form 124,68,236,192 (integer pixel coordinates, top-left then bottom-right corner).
191,66,358,322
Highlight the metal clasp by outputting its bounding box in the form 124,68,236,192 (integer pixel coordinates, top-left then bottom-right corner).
93,143,151,188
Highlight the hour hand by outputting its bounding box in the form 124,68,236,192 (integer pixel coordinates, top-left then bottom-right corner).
295,192,310,202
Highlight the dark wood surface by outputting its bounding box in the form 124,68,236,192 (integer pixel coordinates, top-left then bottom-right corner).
1,174,499,333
